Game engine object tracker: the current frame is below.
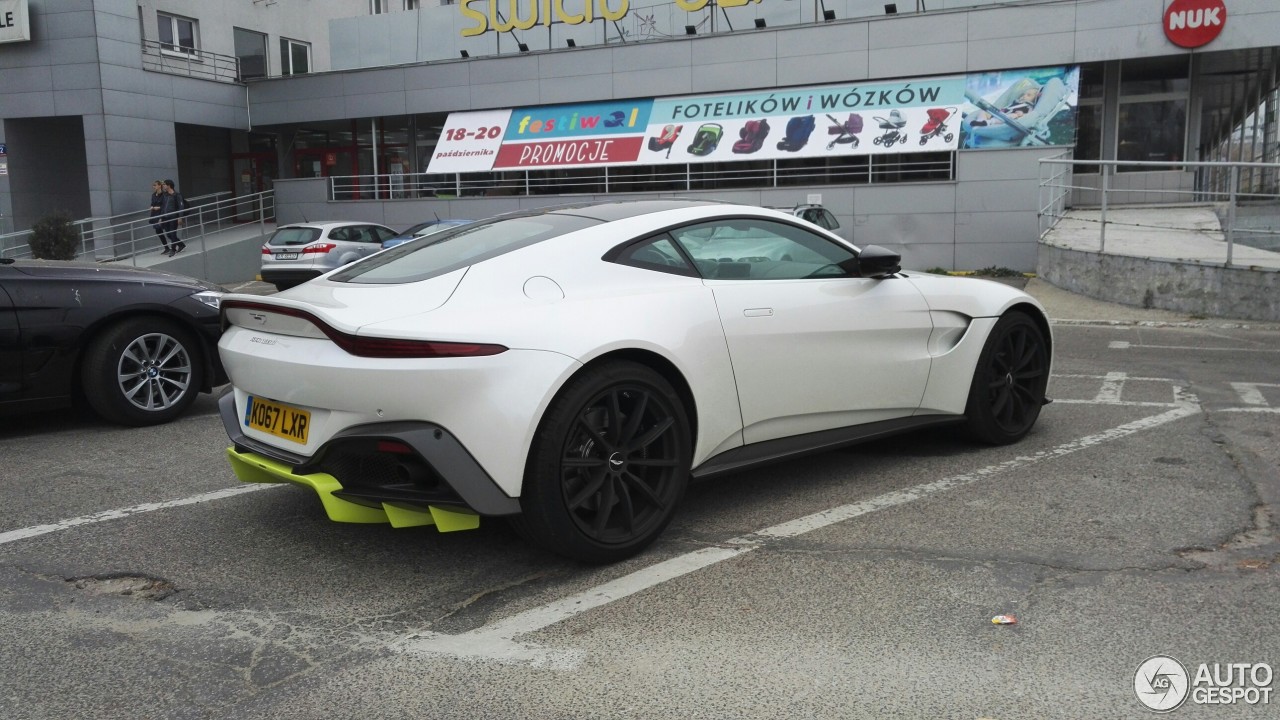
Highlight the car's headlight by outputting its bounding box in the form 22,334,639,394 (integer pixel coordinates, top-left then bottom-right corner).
190,290,223,310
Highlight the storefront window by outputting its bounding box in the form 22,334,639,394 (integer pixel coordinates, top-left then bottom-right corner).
1118,100,1186,164
1074,104,1101,161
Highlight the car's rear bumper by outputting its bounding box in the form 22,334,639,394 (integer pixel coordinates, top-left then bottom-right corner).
260,269,322,285
219,390,520,527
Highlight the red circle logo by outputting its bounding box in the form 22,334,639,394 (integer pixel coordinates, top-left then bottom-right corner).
1164,0,1227,48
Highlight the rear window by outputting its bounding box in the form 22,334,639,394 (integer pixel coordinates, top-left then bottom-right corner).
268,227,322,246
331,214,600,284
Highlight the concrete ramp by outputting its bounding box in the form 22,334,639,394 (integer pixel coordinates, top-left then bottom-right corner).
1039,206,1280,321
111,221,276,285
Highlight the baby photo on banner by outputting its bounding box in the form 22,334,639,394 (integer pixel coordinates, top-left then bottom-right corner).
959,65,1081,149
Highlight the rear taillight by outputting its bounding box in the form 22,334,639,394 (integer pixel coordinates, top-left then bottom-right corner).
261,246,270,255
302,243,337,254
220,300,508,359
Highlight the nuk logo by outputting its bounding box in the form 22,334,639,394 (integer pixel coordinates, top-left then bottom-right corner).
1163,0,1227,48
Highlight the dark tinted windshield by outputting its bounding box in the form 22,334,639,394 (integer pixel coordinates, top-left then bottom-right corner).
331,214,600,284
268,227,322,246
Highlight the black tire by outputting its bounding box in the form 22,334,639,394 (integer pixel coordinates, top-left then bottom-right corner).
963,311,1049,445
516,361,692,563
81,317,204,426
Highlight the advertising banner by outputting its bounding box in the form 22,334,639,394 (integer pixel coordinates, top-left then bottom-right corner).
958,66,1080,149
426,67,1080,173
0,0,30,44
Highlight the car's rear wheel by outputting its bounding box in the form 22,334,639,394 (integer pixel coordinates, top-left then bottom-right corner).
81,317,204,426
517,361,692,563
963,311,1049,444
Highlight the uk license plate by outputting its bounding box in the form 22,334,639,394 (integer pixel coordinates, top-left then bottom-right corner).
245,396,311,444
274,252,299,260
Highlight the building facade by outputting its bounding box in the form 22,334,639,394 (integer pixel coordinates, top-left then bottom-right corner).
1,0,1277,270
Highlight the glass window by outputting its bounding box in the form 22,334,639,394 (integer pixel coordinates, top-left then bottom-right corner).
1121,56,1190,97
1118,100,1186,164
332,214,600,284
614,236,697,276
371,0,389,12
1074,104,1102,161
1078,63,1105,101
280,38,311,75
670,219,857,280
233,27,267,81
157,12,198,54
267,227,322,247
405,0,419,8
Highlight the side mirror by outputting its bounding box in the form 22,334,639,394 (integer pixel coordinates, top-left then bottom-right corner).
856,245,901,278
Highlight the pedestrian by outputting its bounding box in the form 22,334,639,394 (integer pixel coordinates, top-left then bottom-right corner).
159,179,187,255
148,180,170,255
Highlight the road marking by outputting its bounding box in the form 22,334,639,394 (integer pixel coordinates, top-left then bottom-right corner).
1093,371,1127,403
1109,343,1280,353
1220,407,1280,414
1229,382,1276,406
397,390,1201,669
0,484,278,547
1109,341,1131,349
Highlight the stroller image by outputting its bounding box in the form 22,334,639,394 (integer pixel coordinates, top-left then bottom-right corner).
776,115,816,152
962,76,1071,148
732,118,771,154
825,113,863,150
918,107,957,145
872,109,908,148
647,124,683,158
687,123,724,156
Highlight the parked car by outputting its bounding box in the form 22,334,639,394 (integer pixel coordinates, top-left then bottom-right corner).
218,200,1052,563
771,203,840,232
381,219,476,249
0,258,226,426
260,221,398,290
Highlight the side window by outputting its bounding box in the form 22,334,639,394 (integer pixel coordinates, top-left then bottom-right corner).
372,226,396,243
671,218,856,280
614,235,697,277
329,227,350,242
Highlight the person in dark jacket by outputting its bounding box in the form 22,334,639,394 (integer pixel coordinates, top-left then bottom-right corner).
148,180,170,255
159,179,187,255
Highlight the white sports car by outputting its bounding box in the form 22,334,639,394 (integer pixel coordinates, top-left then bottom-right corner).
218,200,1051,562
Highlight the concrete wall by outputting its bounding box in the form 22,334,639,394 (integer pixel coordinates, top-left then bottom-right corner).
1039,242,1280,322
274,147,1058,272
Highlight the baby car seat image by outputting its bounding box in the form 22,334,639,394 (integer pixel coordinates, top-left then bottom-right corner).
872,109,908,148
732,118,771,154
647,124,683,158
825,113,863,150
776,115,816,152
687,123,724,156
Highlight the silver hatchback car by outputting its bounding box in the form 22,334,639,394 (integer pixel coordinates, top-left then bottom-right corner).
260,221,398,290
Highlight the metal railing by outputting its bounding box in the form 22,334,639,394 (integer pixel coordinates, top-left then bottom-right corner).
0,191,275,276
327,153,957,201
141,39,242,84
1038,157,1280,267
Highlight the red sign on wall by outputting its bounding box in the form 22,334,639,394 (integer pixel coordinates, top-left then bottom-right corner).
1164,0,1226,48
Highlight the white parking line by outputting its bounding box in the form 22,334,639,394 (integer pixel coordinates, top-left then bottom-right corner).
1229,382,1276,407
0,484,278,547
1109,343,1280,353
1093,371,1128,403
397,389,1202,669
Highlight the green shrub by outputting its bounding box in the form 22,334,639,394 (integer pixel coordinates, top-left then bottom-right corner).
924,266,951,275
29,212,80,260
975,265,1023,278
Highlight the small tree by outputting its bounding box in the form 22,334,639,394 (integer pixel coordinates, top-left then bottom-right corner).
29,212,80,260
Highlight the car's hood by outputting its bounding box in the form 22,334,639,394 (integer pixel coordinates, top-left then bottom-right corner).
8,259,223,293
227,267,469,335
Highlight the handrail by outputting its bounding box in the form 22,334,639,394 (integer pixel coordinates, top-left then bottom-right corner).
141,38,242,84
0,191,276,275
325,153,958,201
1038,157,1280,266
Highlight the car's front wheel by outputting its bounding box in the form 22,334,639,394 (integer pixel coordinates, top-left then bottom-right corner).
517,361,692,563
963,311,1049,444
81,317,204,426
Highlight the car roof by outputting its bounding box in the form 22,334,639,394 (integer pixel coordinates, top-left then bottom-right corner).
280,221,391,230
490,198,725,224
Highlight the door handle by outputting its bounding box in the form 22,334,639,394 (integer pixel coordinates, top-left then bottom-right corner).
743,308,773,317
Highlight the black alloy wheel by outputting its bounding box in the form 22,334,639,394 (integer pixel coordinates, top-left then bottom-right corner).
964,311,1049,445
518,362,691,563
